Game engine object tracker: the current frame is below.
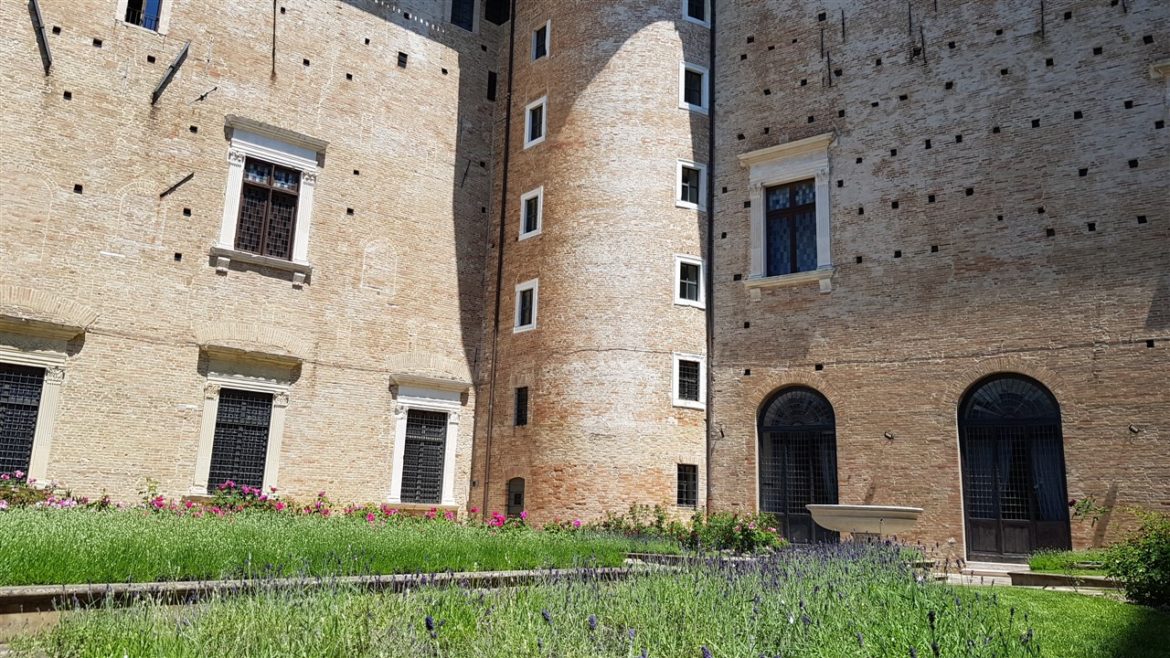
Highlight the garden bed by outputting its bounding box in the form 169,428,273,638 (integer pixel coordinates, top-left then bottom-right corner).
8,543,1167,658
1027,549,1109,576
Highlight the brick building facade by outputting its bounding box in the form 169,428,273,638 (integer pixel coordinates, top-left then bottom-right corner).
1,0,1167,560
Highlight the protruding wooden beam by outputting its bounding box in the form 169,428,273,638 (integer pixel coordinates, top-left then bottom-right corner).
159,172,194,199
151,41,190,105
28,0,52,76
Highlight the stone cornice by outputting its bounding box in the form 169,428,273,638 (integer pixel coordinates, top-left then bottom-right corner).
224,115,329,154
738,133,835,168
0,285,98,339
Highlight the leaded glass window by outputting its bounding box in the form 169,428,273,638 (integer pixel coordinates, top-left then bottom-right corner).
236,158,299,260
766,179,818,276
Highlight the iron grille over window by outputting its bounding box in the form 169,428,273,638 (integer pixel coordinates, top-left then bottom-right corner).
687,0,706,21
765,179,818,276
684,69,704,106
401,409,447,504
208,389,272,491
677,360,700,401
507,477,525,517
450,0,474,30
125,0,162,31
533,25,548,60
680,166,701,204
677,464,698,507
679,261,701,302
0,364,44,476
236,158,299,260
514,387,529,426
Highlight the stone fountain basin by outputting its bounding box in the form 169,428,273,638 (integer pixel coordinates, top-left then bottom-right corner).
806,504,924,536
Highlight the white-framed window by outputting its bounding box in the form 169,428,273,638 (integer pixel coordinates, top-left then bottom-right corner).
193,374,291,496
524,97,548,149
116,0,172,33
0,347,67,484
682,0,710,27
739,133,835,293
519,187,543,239
679,62,709,113
676,160,707,210
514,278,539,332
674,255,705,308
213,117,327,286
532,20,550,60
672,353,706,410
388,381,464,506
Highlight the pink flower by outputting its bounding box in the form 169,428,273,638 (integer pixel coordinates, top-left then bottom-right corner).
366,512,376,523
0,501,8,511
12,470,24,479
318,491,326,498
444,510,456,521
259,494,268,502
425,508,437,520
274,501,287,511
1,474,9,481
572,519,582,528
184,500,195,509
470,506,480,514
748,522,757,531
520,510,528,521
269,486,278,493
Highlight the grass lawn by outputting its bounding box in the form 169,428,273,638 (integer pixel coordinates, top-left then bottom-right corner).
14,543,1168,658
0,509,679,586
1027,548,1110,576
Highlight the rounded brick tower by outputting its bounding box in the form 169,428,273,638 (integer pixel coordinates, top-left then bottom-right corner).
471,0,713,522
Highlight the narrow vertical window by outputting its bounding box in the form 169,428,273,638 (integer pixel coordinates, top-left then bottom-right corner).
677,464,698,507
514,279,539,332
125,0,163,31
683,0,709,26
487,71,498,101
525,97,547,148
678,360,700,401
675,255,704,307
450,0,475,31
679,63,709,112
400,409,448,504
519,187,543,238
672,354,706,409
236,157,300,260
765,179,818,276
514,387,529,426
0,364,45,476
676,162,706,210
208,389,272,491
532,22,549,60
506,477,526,517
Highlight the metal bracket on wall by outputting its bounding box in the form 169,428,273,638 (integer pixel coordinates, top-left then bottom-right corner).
160,172,194,199
28,0,52,76
151,41,190,105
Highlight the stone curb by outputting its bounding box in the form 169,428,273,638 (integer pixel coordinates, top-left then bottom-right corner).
1007,571,1123,589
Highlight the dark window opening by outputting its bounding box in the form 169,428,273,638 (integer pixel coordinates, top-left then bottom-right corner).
514,387,529,426
506,477,525,518
677,464,698,507
236,158,299,260
533,24,548,60
517,288,534,327
0,364,45,476
522,195,540,234
679,261,701,302
125,0,162,31
401,409,448,504
487,71,498,101
765,179,817,276
686,0,706,22
683,68,704,107
484,0,510,25
677,359,700,402
680,166,701,205
208,389,272,492
527,104,544,143
450,0,474,31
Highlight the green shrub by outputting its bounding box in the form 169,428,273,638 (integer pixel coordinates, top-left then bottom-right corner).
1029,548,1109,575
592,504,785,553
1106,510,1170,609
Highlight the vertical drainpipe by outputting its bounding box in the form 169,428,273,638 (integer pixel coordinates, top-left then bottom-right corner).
480,0,519,518
704,0,717,514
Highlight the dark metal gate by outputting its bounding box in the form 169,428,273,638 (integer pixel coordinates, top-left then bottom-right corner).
208,389,273,491
401,410,447,504
0,363,45,476
959,375,1070,559
758,387,839,543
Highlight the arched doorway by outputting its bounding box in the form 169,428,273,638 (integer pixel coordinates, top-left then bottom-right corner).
959,374,1070,559
758,387,839,543
506,477,525,518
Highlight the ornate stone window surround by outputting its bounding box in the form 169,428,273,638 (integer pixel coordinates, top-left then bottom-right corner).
213,117,327,286
672,352,707,410
192,373,292,496
739,133,836,294
0,345,65,484
388,380,464,506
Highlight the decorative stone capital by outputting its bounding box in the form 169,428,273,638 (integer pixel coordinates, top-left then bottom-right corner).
204,383,221,399
394,403,407,418
227,149,247,166
273,392,290,408
300,171,318,186
44,366,66,385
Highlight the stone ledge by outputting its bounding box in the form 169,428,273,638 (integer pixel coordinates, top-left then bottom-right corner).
1007,571,1122,589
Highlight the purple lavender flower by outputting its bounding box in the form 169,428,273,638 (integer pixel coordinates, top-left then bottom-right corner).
588,614,597,631
701,647,714,658
641,649,648,658
931,641,940,657
541,609,552,625
857,632,864,648
927,610,936,632
628,628,637,640
425,615,435,632
910,648,918,658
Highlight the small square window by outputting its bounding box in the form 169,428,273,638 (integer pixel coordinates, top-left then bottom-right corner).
677,464,698,507
514,387,529,427
672,354,706,409
675,255,704,307
679,63,709,112
683,0,709,26
524,97,547,149
514,279,538,332
532,22,549,60
676,161,707,210
519,187,543,238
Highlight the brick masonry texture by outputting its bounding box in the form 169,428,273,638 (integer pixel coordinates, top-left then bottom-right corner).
1,0,1168,558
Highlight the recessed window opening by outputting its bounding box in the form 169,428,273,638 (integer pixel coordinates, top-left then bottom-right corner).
524,97,547,148
124,0,163,31
532,22,549,60
765,179,817,276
